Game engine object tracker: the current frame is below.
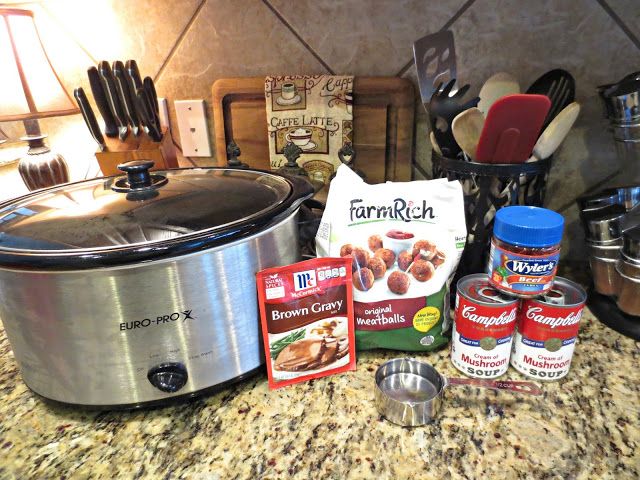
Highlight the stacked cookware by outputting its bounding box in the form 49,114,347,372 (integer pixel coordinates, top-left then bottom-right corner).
597,71,640,180
578,186,640,322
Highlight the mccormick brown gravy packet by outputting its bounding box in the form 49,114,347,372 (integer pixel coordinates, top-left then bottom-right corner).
316,165,466,351
256,257,356,389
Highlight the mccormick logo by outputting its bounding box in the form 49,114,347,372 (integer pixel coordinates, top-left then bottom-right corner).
461,305,517,327
293,269,317,291
525,306,581,328
349,198,436,224
505,259,556,275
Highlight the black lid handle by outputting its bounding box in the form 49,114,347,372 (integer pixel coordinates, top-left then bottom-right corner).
118,160,154,188
113,160,167,193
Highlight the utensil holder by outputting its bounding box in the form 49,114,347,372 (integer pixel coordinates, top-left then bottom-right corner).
95,128,178,176
431,151,552,284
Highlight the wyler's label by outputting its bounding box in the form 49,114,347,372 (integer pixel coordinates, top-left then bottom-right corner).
487,206,564,297
488,240,559,296
451,274,519,378
511,277,587,381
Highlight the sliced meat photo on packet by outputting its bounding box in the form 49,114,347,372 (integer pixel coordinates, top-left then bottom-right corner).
256,257,356,389
316,165,466,351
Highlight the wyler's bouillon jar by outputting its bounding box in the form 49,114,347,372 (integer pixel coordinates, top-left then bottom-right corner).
487,206,564,297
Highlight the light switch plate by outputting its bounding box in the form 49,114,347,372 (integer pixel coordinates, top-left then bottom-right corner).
174,100,211,157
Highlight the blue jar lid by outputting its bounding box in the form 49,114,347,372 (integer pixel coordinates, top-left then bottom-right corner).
494,206,564,247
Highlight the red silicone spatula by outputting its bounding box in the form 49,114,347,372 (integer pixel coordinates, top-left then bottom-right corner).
475,94,550,164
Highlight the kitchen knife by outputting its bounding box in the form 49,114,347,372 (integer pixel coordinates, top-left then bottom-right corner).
74,87,105,151
135,87,163,142
143,76,159,117
112,60,141,137
87,66,117,138
97,61,129,141
125,59,143,93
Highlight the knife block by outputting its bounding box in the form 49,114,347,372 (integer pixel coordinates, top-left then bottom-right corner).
95,128,178,176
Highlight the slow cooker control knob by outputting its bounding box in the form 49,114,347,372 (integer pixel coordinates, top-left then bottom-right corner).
147,362,188,393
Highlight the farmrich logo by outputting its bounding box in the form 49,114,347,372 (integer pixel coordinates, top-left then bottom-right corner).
349,198,436,224
525,306,581,328
461,306,517,327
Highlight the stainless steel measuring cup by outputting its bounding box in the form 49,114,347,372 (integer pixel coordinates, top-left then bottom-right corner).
374,358,542,427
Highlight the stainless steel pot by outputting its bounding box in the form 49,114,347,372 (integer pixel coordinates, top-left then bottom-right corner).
588,241,622,296
0,161,314,407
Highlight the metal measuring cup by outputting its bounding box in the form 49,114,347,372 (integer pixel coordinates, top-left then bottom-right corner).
374,358,542,427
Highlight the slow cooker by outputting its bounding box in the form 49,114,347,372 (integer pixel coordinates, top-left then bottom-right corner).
0,160,313,408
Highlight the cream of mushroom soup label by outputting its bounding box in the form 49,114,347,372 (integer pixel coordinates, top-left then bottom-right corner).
510,277,587,381
451,274,519,378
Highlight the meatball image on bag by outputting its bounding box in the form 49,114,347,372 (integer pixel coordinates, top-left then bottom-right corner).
344,246,369,272
388,271,410,295
340,244,354,257
374,248,396,269
412,240,437,260
398,251,413,271
411,259,435,282
431,249,446,268
368,235,383,252
353,267,375,291
367,256,387,279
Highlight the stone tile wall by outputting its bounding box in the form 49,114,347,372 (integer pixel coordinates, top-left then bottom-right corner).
1,0,639,259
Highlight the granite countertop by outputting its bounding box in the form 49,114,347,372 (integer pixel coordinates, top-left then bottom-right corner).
0,309,638,479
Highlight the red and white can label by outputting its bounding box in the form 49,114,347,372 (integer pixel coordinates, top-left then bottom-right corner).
451,290,519,378
510,299,583,381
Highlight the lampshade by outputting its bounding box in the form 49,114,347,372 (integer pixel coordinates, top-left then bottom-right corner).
0,8,78,121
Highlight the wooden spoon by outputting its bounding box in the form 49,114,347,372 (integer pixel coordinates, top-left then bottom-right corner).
478,72,520,115
532,102,580,160
452,107,484,161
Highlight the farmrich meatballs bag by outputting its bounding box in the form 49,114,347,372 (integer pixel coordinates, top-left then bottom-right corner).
316,165,466,351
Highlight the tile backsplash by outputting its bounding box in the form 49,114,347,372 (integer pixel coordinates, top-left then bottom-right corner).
1,0,639,260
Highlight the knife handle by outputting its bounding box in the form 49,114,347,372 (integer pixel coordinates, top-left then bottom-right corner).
113,60,140,136
87,67,117,138
74,87,105,150
143,76,159,116
125,59,143,91
98,61,127,131
135,88,162,142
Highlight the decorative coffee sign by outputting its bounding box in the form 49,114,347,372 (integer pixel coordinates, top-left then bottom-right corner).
265,75,354,176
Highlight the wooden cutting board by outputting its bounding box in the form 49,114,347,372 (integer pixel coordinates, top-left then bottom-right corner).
211,77,414,183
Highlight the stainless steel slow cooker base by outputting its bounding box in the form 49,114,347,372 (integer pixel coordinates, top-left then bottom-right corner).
28,366,264,410
0,211,299,406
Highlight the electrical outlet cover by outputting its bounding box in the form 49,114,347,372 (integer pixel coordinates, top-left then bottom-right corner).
175,100,211,157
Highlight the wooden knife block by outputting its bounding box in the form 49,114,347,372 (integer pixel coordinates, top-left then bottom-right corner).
95,128,178,176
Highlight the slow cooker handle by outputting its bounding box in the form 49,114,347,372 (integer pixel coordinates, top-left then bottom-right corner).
282,173,315,210
112,160,168,193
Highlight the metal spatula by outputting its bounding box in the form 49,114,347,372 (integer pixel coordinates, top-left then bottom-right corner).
413,30,457,108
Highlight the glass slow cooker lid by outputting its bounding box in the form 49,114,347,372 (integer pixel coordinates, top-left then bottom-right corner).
0,163,293,253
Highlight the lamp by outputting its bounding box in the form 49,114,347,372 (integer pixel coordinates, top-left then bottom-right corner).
0,8,79,190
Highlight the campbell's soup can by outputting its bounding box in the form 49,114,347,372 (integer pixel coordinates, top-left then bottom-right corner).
510,277,587,381
451,274,520,378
